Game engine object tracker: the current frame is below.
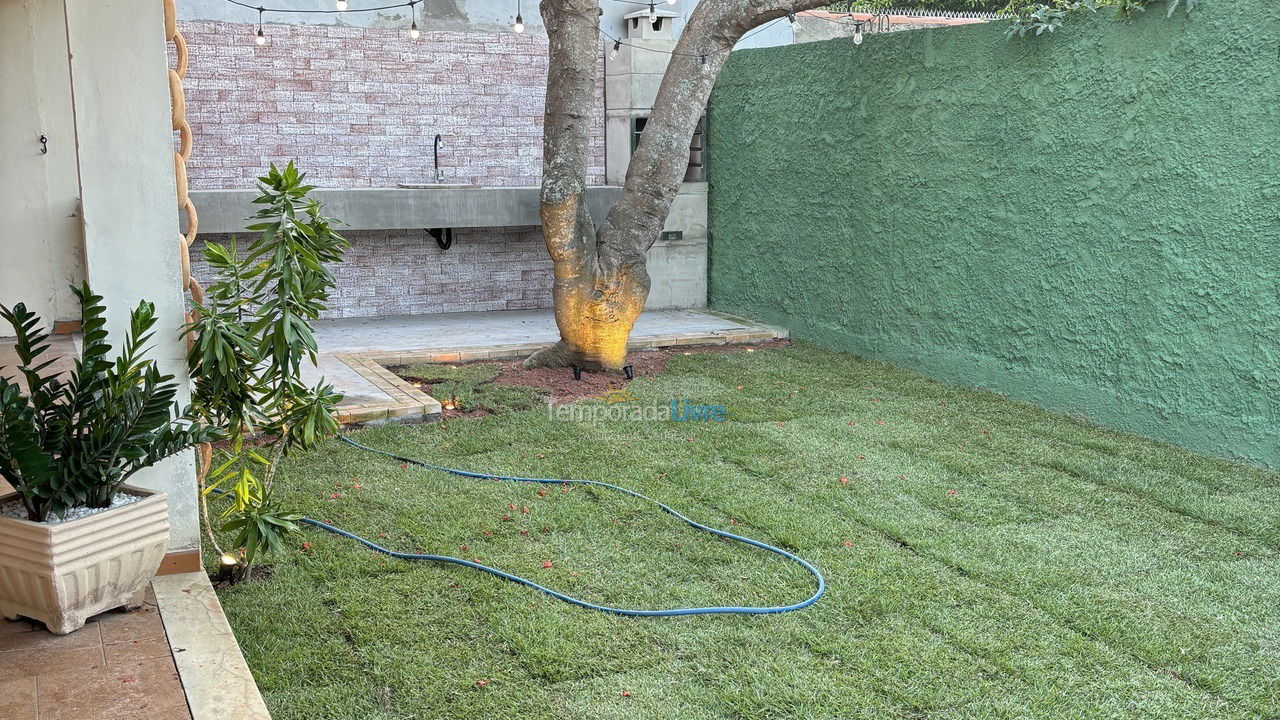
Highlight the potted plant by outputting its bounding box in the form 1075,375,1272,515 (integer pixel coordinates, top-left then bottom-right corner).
0,284,219,634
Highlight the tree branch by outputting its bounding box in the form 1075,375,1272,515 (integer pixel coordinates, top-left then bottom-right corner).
598,0,832,255
539,0,603,267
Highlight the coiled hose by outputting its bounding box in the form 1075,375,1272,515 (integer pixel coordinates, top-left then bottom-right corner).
294,434,826,617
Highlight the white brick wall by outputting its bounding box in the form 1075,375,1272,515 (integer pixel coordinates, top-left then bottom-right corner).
178,22,606,190
189,228,554,318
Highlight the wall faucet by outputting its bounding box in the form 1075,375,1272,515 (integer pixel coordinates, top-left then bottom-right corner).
433,134,444,183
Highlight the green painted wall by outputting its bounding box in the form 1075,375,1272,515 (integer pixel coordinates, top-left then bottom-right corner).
707,1,1280,467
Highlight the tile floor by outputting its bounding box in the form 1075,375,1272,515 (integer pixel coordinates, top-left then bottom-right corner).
0,588,192,720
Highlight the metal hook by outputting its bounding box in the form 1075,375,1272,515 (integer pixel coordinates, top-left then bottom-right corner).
39,134,47,155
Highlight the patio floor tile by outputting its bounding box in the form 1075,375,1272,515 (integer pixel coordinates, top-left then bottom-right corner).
0,676,37,720
103,633,177,665
0,620,101,653
0,582,193,719
36,657,189,720
3,645,106,680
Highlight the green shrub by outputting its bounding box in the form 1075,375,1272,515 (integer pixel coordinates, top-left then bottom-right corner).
0,285,219,522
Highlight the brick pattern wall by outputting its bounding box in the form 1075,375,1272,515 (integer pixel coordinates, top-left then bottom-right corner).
189,227,554,319
177,21,605,190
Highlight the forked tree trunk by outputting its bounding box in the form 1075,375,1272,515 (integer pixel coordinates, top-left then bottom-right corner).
527,0,828,371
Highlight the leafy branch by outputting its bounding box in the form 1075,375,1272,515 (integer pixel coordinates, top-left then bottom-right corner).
185,162,347,575
1002,0,1195,38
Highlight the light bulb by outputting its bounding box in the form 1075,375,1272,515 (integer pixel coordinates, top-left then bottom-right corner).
410,21,420,39
335,0,347,9
513,13,524,32
665,0,676,5
853,30,864,45
648,4,657,23
610,40,620,60
255,28,266,45
787,10,795,23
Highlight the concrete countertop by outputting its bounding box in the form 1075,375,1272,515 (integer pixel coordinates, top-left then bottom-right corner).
187,183,708,235
187,185,623,234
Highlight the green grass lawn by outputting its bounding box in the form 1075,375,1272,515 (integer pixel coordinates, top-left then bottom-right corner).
215,342,1280,719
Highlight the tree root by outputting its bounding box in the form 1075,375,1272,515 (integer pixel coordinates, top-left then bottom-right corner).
522,340,629,372
522,341,580,370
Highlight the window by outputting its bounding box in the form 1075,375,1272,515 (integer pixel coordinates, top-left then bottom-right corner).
630,115,707,182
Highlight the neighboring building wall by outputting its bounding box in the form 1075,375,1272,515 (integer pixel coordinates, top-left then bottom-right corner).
793,10,990,44
708,5,1280,468
178,21,604,189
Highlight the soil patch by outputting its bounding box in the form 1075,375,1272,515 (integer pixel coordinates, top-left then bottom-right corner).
395,340,789,415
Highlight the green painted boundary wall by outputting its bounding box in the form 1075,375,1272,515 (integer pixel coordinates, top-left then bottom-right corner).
707,1,1280,467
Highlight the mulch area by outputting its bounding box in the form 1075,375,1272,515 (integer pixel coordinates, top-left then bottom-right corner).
415,340,790,414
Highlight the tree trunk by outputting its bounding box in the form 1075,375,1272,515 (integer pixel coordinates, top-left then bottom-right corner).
528,0,830,371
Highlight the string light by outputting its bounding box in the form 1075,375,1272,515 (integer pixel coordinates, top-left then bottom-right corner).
223,0,859,61
852,20,864,44
254,6,266,45
335,0,347,9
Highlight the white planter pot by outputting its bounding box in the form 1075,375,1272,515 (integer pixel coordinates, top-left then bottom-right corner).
0,485,170,635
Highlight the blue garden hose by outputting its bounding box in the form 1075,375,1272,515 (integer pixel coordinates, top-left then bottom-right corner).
307,434,826,617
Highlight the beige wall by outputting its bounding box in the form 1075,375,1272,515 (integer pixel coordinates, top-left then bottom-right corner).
1,0,199,551
0,0,85,323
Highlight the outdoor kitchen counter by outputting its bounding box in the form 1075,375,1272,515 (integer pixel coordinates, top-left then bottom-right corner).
187,185,613,234
186,184,707,235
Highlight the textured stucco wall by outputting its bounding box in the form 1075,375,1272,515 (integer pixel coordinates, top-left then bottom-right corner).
708,1,1280,467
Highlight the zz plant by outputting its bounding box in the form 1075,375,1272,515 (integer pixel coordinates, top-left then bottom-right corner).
0,285,220,523
186,162,347,573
